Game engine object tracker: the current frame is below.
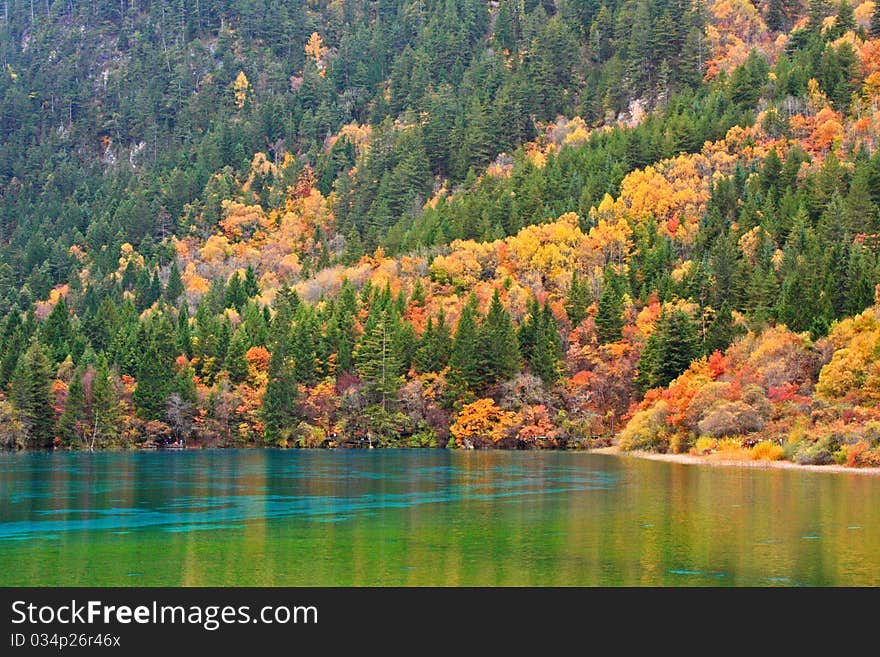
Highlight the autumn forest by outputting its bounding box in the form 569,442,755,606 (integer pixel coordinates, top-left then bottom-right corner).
3,0,880,467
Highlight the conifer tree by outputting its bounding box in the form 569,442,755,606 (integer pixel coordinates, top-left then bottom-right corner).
355,308,403,408
42,298,72,363
636,309,701,392
832,0,855,39
704,302,741,355
243,266,260,299
766,0,786,32
90,357,119,448
225,271,246,310
290,307,318,386
478,289,520,386
165,261,184,302
518,296,541,361
531,301,563,385
596,270,624,344
449,295,482,391
58,365,86,446
133,316,177,420
176,304,192,357
263,322,297,446
225,327,250,384
11,338,56,449
565,270,592,328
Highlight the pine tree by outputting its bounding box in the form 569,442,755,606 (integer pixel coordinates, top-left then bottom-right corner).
808,0,832,34
58,365,86,446
705,302,741,355
225,327,251,384
263,323,298,446
11,338,56,449
449,296,483,391
149,271,163,306
564,270,592,328
165,261,184,302
766,0,786,32
518,296,541,361
133,316,177,420
355,309,403,408
530,302,563,385
290,307,318,385
760,147,783,193
832,0,855,39
478,290,520,386
243,266,260,298
225,271,246,310
177,304,192,357
90,357,119,448
595,270,624,344
637,309,701,391
872,1,880,38
42,298,72,363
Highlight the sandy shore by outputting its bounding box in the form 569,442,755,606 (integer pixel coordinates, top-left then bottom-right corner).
591,445,880,476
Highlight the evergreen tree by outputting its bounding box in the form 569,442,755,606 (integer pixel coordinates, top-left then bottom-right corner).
872,1,880,38
531,302,563,385
449,295,483,391
636,309,701,391
831,0,856,40
596,270,624,344
58,365,86,446
417,312,452,373
42,298,72,363
290,308,318,385
165,261,184,302
225,271,246,310
478,290,520,386
565,270,592,328
355,309,403,408
176,305,192,357
766,0,786,32
243,266,260,299
90,357,120,448
518,296,542,361
263,324,298,446
225,327,251,384
705,302,741,355
132,316,177,421
11,338,56,449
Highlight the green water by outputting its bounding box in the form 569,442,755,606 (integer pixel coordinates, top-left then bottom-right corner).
0,449,877,586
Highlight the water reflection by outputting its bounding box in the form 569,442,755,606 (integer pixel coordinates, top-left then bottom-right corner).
0,450,877,586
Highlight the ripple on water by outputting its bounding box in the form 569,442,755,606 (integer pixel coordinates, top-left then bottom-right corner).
0,461,620,541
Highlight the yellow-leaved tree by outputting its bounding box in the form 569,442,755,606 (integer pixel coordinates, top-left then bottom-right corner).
233,71,250,109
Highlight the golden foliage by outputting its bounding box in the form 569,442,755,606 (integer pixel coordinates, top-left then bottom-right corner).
233,71,250,109
450,398,519,447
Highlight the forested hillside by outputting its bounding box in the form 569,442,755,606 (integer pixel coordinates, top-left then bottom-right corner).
3,0,880,466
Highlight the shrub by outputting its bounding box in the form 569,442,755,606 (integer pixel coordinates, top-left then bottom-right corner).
669,432,692,454
790,433,843,465
697,400,766,437
406,428,438,448
619,400,671,452
750,440,785,461
845,441,880,467
693,436,718,455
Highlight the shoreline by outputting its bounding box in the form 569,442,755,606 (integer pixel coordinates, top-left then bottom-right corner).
592,445,880,476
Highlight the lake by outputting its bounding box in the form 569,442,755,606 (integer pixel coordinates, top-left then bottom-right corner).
0,449,877,586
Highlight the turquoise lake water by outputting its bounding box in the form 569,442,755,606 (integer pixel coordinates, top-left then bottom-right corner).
0,449,878,586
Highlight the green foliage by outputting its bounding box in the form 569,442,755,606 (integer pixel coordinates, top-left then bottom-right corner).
596,269,624,344
11,339,56,449
478,290,520,387
636,309,702,392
